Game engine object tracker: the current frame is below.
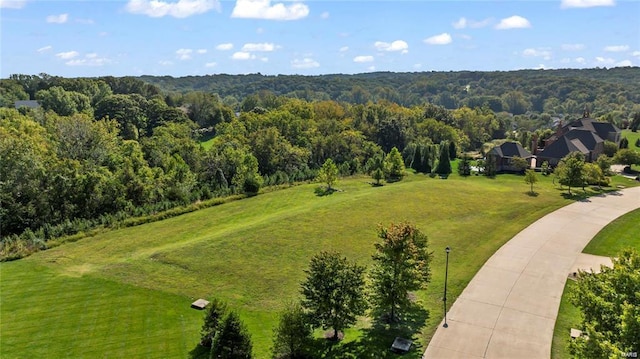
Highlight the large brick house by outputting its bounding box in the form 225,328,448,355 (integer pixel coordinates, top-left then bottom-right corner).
537,114,621,166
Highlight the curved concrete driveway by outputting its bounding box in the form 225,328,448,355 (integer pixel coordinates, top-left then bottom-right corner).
423,186,640,359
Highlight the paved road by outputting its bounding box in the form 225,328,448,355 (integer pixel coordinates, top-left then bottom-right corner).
423,186,640,359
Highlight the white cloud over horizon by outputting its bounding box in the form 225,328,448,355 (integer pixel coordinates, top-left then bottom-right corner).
242,43,277,52
231,0,309,20
231,51,256,60
216,43,234,51
125,0,219,18
452,17,492,29
353,55,374,63
291,58,320,69
56,51,79,60
46,13,69,24
37,45,52,53
424,33,452,45
522,48,552,60
374,40,409,53
603,45,629,52
176,48,193,60
561,0,615,9
495,15,531,30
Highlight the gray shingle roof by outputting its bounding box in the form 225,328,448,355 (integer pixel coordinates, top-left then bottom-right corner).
488,142,532,158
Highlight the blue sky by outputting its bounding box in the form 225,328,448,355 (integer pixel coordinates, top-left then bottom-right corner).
1,0,639,77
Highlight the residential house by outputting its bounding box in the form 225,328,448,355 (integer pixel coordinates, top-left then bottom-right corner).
487,142,533,172
537,115,621,166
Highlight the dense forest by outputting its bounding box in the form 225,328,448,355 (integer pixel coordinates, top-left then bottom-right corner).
1,68,639,259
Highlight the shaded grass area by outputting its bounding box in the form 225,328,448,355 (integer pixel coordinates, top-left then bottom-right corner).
551,207,640,359
2,172,635,358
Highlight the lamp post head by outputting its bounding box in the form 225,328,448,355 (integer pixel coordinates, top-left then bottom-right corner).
445,246,450,253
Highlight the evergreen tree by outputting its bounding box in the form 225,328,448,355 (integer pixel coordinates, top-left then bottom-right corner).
619,137,629,149
201,299,228,347
448,141,457,159
211,311,253,359
458,155,471,176
434,142,452,176
384,147,405,181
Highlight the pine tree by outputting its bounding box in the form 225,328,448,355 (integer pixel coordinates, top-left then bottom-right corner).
211,311,253,359
384,147,406,181
434,142,452,176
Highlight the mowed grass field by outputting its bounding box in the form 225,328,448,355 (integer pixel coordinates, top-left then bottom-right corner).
2,171,637,358
551,208,640,359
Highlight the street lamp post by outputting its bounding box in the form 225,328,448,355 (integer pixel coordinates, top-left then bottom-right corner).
443,246,450,328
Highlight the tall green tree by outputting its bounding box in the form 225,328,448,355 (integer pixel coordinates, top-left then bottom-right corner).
613,149,640,168
211,311,253,359
434,142,452,176
271,302,312,359
569,249,640,359
201,299,228,348
555,152,585,195
316,158,338,191
384,147,405,181
458,155,471,176
369,223,431,322
300,251,367,340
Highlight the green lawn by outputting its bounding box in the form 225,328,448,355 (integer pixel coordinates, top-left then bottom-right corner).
621,129,640,150
1,171,636,359
551,207,640,359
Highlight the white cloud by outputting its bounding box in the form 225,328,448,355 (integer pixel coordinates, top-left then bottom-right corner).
176,48,193,60
603,45,629,52
37,45,52,53
424,33,452,45
260,57,269,62
256,27,265,34
575,57,586,64
561,43,585,51
159,60,173,66
339,46,349,52
452,17,467,29
320,11,329,19
197,49,207,54
0,0,27,9
231,51,256,60
66,57,111,67
374,40,409,54
353,55,374,63
241,42,276,52
535,64,546,70
495,15,531,30
616,60,632,67
125,0,219,18
452,17,492,29
46,13,68,24
231,0,309,20
367,66,376,72
216,43,234,51
561,0,615,9
55,51,79,60
413,63,423,69
205,62,217,67
291,58,320,69
633,51,640,57
595,56,615,65
522,48,552,60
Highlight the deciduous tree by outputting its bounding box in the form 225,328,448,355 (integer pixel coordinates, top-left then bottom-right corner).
524,169,538,194
369,223,431,322
316,158,338,191
271,302,312,359
300,251,367,340
569,249,640,359
555,152,585,195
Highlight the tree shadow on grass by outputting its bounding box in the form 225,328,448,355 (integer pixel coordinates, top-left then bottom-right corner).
526,191,539,197
307,304,429,359
315,187,338,197
188,344,209,359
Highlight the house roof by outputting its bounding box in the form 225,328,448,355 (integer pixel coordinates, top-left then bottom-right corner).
488,142,532,158
538,135,590,160
565,118,619,141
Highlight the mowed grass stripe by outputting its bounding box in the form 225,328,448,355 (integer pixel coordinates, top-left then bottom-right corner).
6,172,634,358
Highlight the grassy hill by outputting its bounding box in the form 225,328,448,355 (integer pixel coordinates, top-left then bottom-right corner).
2,172,638,358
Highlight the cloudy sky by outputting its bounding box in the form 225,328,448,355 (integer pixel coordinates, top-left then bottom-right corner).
1,0,638,77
